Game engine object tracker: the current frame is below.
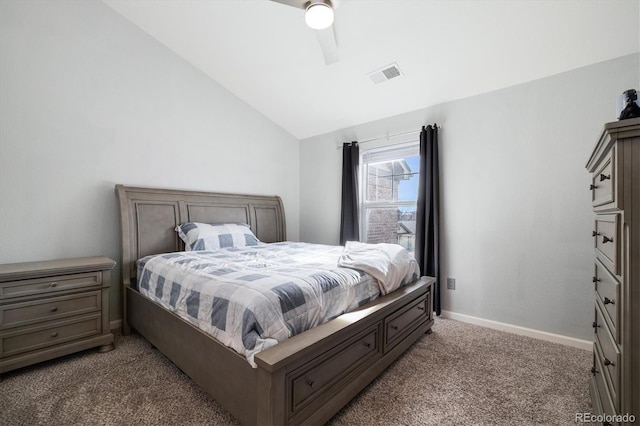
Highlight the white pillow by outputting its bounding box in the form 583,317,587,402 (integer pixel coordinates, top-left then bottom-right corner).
176,222,261,251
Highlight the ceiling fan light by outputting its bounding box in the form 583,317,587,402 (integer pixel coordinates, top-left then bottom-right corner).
305,3,334,30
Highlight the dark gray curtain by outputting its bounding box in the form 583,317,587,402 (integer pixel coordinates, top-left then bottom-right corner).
340,142,359,245
415,125,441,315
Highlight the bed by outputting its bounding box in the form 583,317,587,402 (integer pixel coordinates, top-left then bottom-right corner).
116,184,435,426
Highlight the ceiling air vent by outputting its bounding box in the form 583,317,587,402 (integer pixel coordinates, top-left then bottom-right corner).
367,63,403,84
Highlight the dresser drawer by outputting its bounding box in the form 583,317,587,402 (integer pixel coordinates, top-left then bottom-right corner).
384,292,430,351
289,325,380,415
0,291,101,329
594,305,620,410
1,314,102,358
593,215,619,275
0,272,102,300
593,260,619,341
593,345,618,420
594,305,615,355
590,148,616,208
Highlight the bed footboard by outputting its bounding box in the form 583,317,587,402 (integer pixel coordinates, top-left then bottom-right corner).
255,277,435,425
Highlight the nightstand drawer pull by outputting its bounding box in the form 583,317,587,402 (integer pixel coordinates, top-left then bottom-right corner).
603,297,615,305
603,358,615,367
51,332,58,338
592,231,600,237
592,321,600,329
390,325,398,331
416,306,425,311
307,380,314,388
602,235,613,244
599,173,610,182
591,367,598,375
50,306,58,312
590,184,598,190
49,282,58,288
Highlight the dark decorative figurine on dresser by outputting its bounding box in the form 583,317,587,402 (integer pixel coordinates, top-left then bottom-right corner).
618,89,640,120
0,257,115,379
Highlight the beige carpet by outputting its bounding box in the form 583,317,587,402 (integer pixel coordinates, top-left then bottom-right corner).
0,318,591,425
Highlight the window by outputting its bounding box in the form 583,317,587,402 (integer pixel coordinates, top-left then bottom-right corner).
360,142,419,254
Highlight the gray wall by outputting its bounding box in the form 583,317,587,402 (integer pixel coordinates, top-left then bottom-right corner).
0,1,300,322
300,53,640,340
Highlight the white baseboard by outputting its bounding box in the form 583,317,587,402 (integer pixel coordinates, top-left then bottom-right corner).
110,319,122,331
439,310,592,351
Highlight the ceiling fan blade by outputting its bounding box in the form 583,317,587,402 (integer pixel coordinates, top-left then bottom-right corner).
270,0,341,65
270,0,308,10
316,25,339,65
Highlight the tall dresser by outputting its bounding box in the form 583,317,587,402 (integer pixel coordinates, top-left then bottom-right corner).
586,117,639,424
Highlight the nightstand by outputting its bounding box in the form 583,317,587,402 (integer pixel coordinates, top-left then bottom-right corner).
0,256,115,377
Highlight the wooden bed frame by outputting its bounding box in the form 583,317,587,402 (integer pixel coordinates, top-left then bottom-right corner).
116,184,435,426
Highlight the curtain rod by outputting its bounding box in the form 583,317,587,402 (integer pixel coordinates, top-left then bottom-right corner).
336,124,440,150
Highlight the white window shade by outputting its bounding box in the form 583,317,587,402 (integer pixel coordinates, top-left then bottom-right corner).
362,142,419,164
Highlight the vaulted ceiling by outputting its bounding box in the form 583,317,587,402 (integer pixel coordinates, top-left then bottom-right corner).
103,0,640,140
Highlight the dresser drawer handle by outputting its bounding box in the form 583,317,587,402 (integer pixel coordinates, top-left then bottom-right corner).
599,173,611,182
590,184,598,190
603,297,615,305
306,379,314,388
416,305,425,311
592,231,600,237
51,332,58,338
603,358,615,367
592,321,600,329
50,307,58,313
364,342,371,348
49,282,58,288
590,366,598,375
390,325,398,331
602,235,613,244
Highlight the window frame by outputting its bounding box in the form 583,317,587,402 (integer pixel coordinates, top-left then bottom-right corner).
358,140,420,247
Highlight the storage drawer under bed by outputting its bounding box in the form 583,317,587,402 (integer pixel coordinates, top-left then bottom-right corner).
384,291,431,352
287,324,381,418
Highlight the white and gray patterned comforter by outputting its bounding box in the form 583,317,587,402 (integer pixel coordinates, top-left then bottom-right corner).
137,242,419,367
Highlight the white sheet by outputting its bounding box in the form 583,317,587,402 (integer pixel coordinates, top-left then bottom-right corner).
337,241,420,295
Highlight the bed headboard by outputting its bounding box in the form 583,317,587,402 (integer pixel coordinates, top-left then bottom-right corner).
115,184,286,289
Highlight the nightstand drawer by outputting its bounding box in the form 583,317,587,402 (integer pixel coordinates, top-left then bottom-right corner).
0,272,102,300
1,314,102,358
1,291,101,329
593,215,619,275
